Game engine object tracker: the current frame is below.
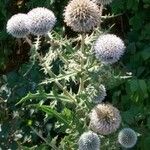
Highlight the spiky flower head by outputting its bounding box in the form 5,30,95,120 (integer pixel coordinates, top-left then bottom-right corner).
64,0,100,32
6,13,30,38
118,128,137,148
78,131,100,150
94,84,107,104
94,34,125,64
89,103,121,135
92,0,113,5
28,7,56,35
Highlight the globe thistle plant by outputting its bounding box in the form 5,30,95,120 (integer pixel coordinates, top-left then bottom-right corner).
64,0,100,32
6,13,30,38
118,128,137,148
89,103,121,135
28,7,56,35
92,0,113,5
78,131,100,150
94,34,126,64
94,84,107,104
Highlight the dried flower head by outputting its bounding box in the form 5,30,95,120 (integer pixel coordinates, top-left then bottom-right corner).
64,0,100,32
28,7,56,35
92,0,113,5
94,34,125,64
89,103,121,135
118,128,137,148
6,13,30,38
78,131,100,150
94,84,107,104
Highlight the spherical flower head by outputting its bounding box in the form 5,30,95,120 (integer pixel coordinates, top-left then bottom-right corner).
118,128,137,148
28,7,56,35
78,131,100,150
92,0,113,5
6,13,30,38
94,34,125,64
89,103,121,135
64,0,100,32
94,84,107,104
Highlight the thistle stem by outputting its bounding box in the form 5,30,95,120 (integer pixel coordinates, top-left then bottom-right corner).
47,32,69,66
81,33,85,53
25,35,77,103
31,127,58,150
99,4,104,29
25,36,32,47
78,33,85,94
37,53,77,103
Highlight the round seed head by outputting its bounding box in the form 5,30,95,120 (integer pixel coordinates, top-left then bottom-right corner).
64,0,100,32
94,34,125,64
94,84,107,104
6,13,30,38
118,128,137,148
78,131,100,150
89,103,121,135
28,7,56,35
92,0,113,5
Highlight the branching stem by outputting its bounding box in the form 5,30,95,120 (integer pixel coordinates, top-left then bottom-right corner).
37,53,77,103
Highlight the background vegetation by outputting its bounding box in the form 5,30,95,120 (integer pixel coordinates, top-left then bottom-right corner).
0,0,150,149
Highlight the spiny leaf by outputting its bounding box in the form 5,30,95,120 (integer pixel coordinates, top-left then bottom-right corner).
40,71,77,84
16,91,72,106
33,104,71,127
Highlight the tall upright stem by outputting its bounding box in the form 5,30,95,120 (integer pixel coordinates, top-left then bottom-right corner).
81,33,85,53
99,4,104,29
25,36,32,47
78,33,85,94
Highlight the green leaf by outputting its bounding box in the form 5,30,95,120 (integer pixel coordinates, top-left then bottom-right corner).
129,13,144,30
16,91,72,105
40,71,77,84
141,47,150,60
143,136,150,150
138,80,148,98
34,104,70,127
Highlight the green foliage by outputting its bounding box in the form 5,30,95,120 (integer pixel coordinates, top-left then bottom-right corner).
111,0,150,149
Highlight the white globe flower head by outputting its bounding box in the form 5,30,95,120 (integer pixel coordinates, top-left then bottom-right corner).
6,13,30,38
94,84,107,104
78,131,100,150
92,0,113,5
28,7,56,35
64,0,100,32
118,128,138,148
94,34,126,64
89,103,121,135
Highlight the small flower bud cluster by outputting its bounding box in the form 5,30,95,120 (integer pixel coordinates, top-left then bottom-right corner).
93,84,107,104
118,128,137,148
78,131,100,150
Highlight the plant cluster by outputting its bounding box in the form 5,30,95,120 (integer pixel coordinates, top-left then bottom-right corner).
0,0,149,149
